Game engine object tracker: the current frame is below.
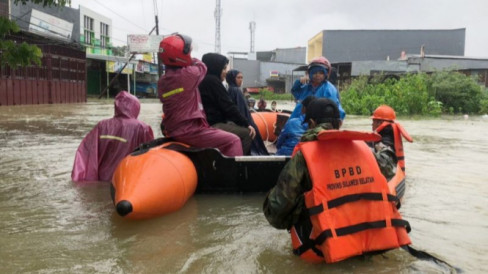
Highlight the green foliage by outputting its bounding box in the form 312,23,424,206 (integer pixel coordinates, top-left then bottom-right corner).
1,1,69,67
0,40,42,67
256,88,294,100
479,88,488,114
0,16,19,34
341,71,485,116
112,45,128,57
0,17,42,67
427,71,484,114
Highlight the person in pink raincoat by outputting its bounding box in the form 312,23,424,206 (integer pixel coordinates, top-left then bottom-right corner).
71,91,154,182
158,33,242,156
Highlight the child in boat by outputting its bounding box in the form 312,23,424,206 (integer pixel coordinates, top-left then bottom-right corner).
71,90,154,182
157,34,243,156
290,56,345,122
275,96,315,156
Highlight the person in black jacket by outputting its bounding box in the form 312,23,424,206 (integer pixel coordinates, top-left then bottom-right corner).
199,53,256,155
226,69,268,155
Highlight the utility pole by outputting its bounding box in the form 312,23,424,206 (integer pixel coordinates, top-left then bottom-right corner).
98,26,157,99
249,21,256,53
154,0,162,78
214,0,222,53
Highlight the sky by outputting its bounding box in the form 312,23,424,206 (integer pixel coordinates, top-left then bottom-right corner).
69,0,488,59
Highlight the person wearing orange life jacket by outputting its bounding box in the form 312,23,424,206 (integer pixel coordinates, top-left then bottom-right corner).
263,98,411,263
371,105,413,173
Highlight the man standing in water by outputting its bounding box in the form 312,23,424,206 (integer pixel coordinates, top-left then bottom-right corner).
71,91,154,182
263,98,409,263
370,105,413,174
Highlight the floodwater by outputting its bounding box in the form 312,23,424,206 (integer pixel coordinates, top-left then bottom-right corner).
0,99,486,273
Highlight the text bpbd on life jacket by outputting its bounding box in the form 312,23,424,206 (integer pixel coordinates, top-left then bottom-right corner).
327,166,375,190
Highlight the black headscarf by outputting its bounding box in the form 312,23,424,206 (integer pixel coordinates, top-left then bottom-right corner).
199,53,249,127
202,53,229,79
225,69,269,155
226,69,240,87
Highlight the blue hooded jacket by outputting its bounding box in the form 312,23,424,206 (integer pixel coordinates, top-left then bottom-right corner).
275,115,307,156
290,68,345,120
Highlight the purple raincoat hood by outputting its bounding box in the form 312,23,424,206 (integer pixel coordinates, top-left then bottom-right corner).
71,90,154,182
114,91,140,119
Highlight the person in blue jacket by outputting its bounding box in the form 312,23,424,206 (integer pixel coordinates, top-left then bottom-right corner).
290,56,345,122
275,96,316,156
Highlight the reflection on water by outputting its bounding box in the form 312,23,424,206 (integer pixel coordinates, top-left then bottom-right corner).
0,99,487,273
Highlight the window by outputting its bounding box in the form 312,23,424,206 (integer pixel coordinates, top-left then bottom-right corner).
100,22,109,48
83,15,94,45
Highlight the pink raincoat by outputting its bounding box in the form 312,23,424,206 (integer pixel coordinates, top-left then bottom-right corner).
71,91,154,182
158,58,242,156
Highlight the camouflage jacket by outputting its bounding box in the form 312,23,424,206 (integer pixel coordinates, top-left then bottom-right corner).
263,123,397,230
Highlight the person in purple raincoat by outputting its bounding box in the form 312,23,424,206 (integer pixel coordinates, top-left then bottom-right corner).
71,90,154,182
157,34,243,156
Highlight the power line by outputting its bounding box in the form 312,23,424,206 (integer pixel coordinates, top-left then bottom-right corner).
92,0,147,32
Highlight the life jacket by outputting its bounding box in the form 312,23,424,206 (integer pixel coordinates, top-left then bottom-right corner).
376,122,413,173
387,162,406,201
290,129,411,263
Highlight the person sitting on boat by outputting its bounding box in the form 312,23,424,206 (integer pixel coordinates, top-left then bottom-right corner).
263,98,409,263
71,90,154,182
371,105,413,174
199,53,256,155
226,69,268,155
275,95,315,156
157,34,243,156
289,56,345,122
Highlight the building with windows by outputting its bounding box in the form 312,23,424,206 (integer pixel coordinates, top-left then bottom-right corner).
6,1,141,100
78,5,112,56
229,47,307,94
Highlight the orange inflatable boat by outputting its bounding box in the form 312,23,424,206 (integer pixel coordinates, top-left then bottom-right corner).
111,142,197,220
111,113,407,220
251,111,290,142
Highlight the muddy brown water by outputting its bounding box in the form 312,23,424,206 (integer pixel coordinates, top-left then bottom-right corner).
0,99,486,273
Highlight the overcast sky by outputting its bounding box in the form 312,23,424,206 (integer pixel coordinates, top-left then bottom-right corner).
70,0,488,59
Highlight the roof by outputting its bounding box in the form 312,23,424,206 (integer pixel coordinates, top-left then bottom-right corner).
320,29,466,63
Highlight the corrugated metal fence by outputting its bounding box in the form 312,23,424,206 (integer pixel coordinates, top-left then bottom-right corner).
0,34,86,106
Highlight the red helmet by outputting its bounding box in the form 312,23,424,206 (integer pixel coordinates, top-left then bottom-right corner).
308,56,332,77
371,105,396,121
159,34,192,67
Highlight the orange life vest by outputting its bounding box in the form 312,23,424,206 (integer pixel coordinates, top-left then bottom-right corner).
290,130,411,263
376,121,413,173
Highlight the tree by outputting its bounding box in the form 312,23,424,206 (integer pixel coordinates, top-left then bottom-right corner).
0,0,71,67
112,46,128,57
